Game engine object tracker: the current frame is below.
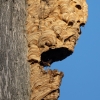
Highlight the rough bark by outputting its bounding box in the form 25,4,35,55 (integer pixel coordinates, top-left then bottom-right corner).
0,0,29,100
26,0,88,100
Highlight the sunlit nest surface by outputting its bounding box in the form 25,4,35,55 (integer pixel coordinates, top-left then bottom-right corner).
41,47,73,66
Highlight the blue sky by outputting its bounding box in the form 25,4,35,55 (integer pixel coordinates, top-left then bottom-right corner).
51,0,100,100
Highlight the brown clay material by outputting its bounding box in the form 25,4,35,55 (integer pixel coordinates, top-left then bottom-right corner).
26,0,88,99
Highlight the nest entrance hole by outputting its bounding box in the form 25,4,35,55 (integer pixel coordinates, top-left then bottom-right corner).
40,47,73,66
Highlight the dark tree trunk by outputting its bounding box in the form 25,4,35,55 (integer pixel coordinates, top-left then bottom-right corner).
0,0,29,100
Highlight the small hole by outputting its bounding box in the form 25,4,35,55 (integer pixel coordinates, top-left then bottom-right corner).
77,20,80,23
68,21,73,26
80,23,85,27
75,5,82,10
77,28,79,31
64,38,68,42
56,35,60,38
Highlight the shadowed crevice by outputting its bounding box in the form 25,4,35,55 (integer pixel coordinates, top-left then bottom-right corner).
40,47,73,66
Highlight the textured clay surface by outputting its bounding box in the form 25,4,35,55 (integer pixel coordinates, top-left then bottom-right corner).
26,0,88,65
26,0,88,99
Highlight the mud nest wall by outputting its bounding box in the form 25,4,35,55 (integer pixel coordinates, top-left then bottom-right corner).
26,0,88,100
26,0,88,65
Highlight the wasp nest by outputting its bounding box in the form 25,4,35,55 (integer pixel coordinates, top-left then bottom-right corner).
26,0,88,66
